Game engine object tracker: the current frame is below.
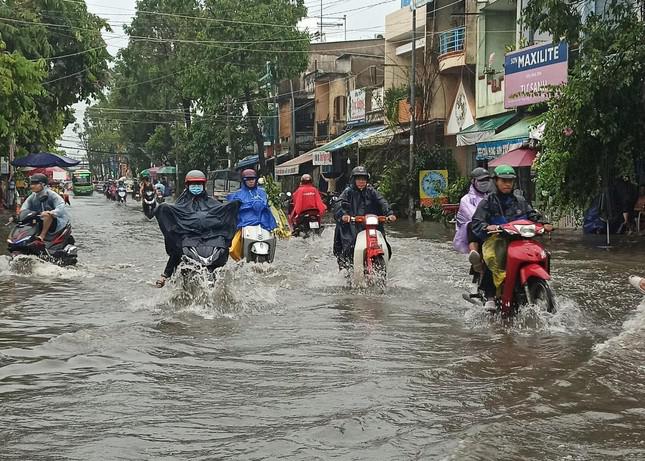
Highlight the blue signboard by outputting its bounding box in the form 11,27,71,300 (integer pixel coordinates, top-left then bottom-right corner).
505,41,568,75
401,0,411,7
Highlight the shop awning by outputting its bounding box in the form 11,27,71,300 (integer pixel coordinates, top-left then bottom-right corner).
320,125,386,152
456,112,517,146
476,114,544,161
275,125,385,176
275,152,314,176
489,147,537,168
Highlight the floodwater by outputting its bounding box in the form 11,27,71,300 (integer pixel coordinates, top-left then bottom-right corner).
0,195,643,460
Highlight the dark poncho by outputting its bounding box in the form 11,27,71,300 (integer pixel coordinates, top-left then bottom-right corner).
155,190,240,256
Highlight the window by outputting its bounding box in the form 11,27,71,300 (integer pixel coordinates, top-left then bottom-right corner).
333,96,347,122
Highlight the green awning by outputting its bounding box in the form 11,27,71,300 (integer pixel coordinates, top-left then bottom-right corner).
488,114,545,142
457,112,517,146
314,125,386,153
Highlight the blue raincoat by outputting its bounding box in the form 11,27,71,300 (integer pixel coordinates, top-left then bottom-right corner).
227,184,277,231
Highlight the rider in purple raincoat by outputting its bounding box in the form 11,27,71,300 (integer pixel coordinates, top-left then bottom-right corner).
453,168,492,262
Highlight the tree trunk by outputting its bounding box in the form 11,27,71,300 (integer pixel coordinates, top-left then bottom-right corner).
244,87,266,175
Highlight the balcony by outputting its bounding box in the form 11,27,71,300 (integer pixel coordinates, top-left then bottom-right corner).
438,27,466,72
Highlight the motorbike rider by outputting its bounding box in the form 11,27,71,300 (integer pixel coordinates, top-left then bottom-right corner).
471,165,553,311
20,173,70,243
453,167,493,272
289,173,327,228
140,172,154,197
333,166,396,270
227,169,277,232
155,170,238,287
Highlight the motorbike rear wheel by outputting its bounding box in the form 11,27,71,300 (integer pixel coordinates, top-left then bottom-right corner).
527,278,556,313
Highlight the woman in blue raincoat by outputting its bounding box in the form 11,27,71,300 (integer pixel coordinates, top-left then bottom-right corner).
227,169,277,231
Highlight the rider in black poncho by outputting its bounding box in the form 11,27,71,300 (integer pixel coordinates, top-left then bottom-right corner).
154,170,240,287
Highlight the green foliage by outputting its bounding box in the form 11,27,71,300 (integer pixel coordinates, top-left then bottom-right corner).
526,2,645,210
263,175,282,208
0,0,111,153
0,43,45,142
446,176,469,203
383,85,409,126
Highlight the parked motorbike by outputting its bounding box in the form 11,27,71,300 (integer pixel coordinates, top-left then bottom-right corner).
349,215,390,286
142,190,157,218
7,210,78,266
292,210,322,238
117,187,127,204
467,219,555,316
241,225,276,263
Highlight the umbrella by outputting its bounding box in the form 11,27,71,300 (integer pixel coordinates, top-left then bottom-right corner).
157,166,176,174
489,148,537,168
12,152,80,168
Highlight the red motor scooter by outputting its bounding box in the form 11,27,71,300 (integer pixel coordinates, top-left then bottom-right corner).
350,215,390,286
480,219,555,316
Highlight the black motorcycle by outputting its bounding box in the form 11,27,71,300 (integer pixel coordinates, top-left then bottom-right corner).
142,190,157,219
7,210,78,266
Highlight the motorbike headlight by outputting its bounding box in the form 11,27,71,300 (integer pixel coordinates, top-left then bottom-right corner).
515,224,536,237
252,242,270,255
365,216,379,226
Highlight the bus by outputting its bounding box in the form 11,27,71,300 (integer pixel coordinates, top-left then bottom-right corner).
72,169,93,196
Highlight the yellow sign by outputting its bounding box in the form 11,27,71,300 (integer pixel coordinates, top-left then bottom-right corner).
419,169,448,206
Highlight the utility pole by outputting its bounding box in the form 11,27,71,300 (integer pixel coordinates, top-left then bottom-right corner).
290,79,296,159
320,0,324,41
226,96,232,169
408,2,417,219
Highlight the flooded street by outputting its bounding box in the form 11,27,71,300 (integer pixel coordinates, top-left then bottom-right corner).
0,195,644,460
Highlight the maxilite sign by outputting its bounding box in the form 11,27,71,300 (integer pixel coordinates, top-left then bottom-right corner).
504,41,568,108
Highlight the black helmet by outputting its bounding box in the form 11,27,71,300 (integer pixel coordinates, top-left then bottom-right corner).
470,167,490,180
184,169,207,184
351,166,370,180
29,173,48,185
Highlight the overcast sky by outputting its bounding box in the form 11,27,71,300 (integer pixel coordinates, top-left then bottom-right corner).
61,0,403,159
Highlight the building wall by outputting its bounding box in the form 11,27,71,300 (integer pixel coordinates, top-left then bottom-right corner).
279,100,292,140
475,2,516,118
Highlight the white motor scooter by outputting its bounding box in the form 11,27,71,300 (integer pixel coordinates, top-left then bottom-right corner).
241,225,276,263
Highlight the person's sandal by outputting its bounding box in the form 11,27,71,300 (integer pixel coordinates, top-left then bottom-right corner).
155,276,167,288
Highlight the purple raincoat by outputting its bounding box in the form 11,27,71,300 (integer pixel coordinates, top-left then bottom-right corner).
452,184,487,254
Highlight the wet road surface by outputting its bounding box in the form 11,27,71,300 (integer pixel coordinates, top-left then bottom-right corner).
0,195,644,460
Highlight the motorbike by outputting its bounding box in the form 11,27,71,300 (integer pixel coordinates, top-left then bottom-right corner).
117,187,127,204
349,215,390,286
142,190,157,218
467,219,555,316
292,210,322,237
180,241,229,275
7,210,78,266
241,225,276,263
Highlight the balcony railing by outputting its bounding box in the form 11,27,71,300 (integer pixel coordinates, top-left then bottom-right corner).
438,27,465,56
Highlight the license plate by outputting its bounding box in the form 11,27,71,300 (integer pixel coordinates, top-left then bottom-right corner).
309,221,320,229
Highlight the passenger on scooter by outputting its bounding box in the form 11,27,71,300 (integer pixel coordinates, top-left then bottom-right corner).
453,167,493,272
155,170,238,288
227,169,277,232
20,174,70,243
471,165,552,311
289,174,327,228
333,166,396,269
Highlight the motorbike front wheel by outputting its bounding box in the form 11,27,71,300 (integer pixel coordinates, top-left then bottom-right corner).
527,278,556,313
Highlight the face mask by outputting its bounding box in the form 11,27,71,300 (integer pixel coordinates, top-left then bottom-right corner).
188,184,204,195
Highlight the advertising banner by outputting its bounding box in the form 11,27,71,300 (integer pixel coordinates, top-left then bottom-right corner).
275,165,299,176
347,89,366,124
312,151,333,166
504,41,568,108
419,169,448,207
